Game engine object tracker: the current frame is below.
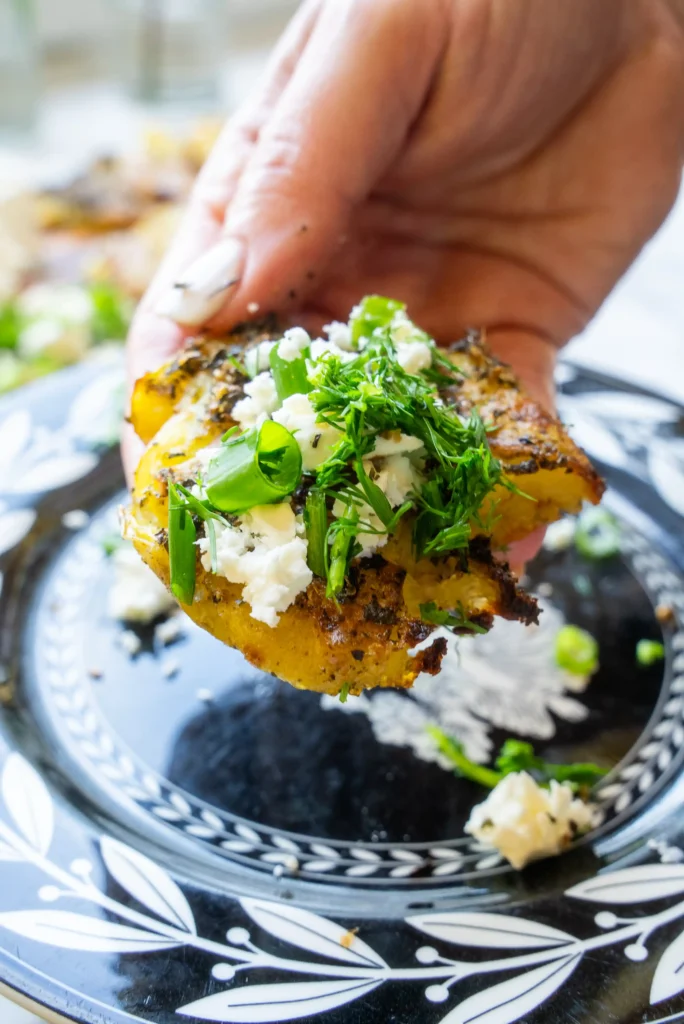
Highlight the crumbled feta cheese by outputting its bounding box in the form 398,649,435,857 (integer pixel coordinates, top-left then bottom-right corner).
200,503,312,627
62,509,90,530
108,544,175,623
231,372,279,430
309,337,357,364
154,616,184,646
396,340,432,375
278,326,310,362
161,657,180,678
244,340,276,377
370,432,424,458
389,310,416,343
118,629,142,657
272,393,342,470
323,321,354,351
465,771,596,870
372,454,422,507
543,517,576,552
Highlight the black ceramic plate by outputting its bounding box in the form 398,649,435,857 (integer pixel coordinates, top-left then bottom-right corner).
1,353,684,1024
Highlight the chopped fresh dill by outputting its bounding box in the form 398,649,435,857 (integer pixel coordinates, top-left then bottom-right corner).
339,681,351,703
180,295,525,601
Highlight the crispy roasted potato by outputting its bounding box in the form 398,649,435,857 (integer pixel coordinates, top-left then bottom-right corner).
126,323,603,695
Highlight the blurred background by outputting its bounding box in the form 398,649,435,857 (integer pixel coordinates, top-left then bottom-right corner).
0,0,682,412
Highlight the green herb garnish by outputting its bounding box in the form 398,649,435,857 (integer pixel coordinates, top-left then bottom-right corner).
429,729,606,792
339,681,351,703
555,624,599,676
309,327,510,571
168,482,197,606
575,507,620,560
270,342,312,402
88,282,132,343
349,295,405,346
206,420,302,514
419,601,488,634
0,301,21,350
304,489,328,578
636,639,665,666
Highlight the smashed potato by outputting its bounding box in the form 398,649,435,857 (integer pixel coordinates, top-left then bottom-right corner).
126,308,603,695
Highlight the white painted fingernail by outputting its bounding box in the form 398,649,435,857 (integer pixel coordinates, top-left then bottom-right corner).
157,237,245,325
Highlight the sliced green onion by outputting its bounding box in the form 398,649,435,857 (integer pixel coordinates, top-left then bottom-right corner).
168,482,197,606
555,624,599,676
270,343,311,402
355,459,394,527
205,421,302,514
304,490,328,578
636,639,665,666
427,728,502,788
349,295,405,345
326,510,359,599
339,681,351,703
174,484,228,575
575,507,620,560
419,601,488,634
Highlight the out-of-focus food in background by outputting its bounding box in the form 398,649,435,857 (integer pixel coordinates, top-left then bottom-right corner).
0,121,220,395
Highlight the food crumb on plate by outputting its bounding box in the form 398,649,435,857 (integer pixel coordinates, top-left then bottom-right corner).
340,928,359,949
118,630,142,657
62,509,90,530
196,688,214,703
154,616,183,646
161,657,180,678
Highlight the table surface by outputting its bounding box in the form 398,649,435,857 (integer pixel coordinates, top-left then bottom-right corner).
0,45,683,1024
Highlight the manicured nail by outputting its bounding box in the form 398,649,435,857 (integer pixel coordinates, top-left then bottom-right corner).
157,238,245,325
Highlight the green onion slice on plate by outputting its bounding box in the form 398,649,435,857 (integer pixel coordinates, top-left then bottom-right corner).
205,420,302,514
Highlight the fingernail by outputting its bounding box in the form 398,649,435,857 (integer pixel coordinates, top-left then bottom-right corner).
157,238,245,325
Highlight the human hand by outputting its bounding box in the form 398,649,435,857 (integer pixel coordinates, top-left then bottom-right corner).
125,0,684,561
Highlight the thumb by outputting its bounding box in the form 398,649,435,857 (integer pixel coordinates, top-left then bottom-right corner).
157,0,444,329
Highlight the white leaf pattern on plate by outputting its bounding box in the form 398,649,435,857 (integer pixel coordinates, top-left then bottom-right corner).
0,509,36,556
240,899,387,968
437,955,581,1024
567,865,684,904
406,912,574,950
8,453,98,495
177,980,382,1023
0,910,181,953
100,837,196,933
651,927,684,1004
1,753,53,856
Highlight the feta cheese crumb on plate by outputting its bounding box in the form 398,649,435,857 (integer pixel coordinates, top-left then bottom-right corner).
108,543,176,623
465,771,596,870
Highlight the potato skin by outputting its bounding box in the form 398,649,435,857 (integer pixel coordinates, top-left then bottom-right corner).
127,323,601,695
